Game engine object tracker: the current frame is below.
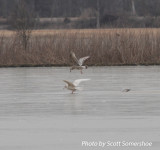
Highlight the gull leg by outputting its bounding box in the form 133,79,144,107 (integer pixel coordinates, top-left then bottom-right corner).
71,89,76,94
81,70,83,74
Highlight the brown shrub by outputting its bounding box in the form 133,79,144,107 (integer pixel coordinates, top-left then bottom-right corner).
0,28,160,66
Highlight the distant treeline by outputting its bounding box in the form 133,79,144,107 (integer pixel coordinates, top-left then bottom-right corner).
0,0,160,17
1,0,160,28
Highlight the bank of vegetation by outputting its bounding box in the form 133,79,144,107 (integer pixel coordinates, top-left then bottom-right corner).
0,28,160,67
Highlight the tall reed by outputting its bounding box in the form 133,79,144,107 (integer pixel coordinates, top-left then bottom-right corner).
0,29,160,66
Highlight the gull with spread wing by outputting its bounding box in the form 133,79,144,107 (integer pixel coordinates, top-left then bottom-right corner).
70,51,90,74
63,79,90,94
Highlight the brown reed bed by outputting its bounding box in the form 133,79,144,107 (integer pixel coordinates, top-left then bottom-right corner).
0,28,160,67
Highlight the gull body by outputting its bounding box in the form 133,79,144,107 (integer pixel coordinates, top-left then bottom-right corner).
63,79,90,94
122,89,131,92
70,66,87,74
70,51,90,74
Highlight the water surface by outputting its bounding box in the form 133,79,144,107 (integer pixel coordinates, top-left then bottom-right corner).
0,66,159,150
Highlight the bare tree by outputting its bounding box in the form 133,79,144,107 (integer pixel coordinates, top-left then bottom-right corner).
96,0,100,28
131,0,136,15
9,0,35,50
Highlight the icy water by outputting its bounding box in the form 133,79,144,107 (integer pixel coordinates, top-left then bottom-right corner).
0,66,160,150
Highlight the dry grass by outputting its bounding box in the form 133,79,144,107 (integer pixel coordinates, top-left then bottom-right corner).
0,28,160,67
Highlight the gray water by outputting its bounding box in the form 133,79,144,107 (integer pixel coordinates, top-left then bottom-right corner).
0,66,160,150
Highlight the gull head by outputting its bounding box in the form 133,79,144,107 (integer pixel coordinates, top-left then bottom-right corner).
85,65,88,69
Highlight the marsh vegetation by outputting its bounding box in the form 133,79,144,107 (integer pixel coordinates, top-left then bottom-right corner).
0,28,160,67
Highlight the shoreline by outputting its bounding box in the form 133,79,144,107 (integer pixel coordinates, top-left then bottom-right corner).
0,63,159,68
